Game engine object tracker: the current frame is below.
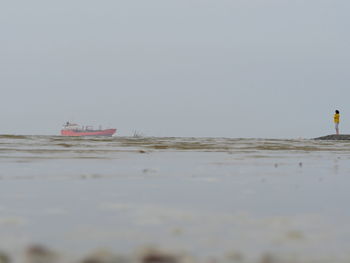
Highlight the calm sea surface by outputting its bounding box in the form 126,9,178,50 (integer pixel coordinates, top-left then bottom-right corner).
1,135,350,262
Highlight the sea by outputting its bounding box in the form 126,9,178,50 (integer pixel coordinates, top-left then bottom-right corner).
1,135,350,263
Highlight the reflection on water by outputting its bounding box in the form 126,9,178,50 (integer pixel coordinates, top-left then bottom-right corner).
0,135,349,262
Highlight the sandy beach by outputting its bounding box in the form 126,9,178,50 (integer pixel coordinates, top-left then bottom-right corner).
0,136,350,262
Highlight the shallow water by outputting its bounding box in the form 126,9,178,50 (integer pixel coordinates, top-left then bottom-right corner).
0,136,350,262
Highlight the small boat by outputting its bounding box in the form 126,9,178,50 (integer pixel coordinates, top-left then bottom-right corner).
61,122,116,137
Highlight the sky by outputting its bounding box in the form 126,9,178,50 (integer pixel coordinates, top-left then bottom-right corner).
0,0,349,138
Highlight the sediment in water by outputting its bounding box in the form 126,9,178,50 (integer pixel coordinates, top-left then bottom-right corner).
314,134,350,140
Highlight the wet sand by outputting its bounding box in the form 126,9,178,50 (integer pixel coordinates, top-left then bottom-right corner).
314,134,350,140
0,136,350,262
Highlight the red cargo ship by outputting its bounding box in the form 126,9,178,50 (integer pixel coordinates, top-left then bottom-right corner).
61,122,116,137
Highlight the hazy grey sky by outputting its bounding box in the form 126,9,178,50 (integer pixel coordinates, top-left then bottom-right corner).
1,0,349,138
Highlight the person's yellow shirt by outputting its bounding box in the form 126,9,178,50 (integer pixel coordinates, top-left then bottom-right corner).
334,113,340,123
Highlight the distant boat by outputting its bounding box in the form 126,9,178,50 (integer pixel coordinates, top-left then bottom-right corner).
61,122,116,137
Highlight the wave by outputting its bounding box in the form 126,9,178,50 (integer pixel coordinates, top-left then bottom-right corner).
1,136,350,155
0,134,29,139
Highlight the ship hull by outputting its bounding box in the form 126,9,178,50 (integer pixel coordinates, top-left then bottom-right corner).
61,129,116,137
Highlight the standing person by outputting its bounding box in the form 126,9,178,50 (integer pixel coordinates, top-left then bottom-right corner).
334,110,340,135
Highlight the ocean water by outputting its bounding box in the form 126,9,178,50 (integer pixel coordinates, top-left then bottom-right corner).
0,135,350,262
